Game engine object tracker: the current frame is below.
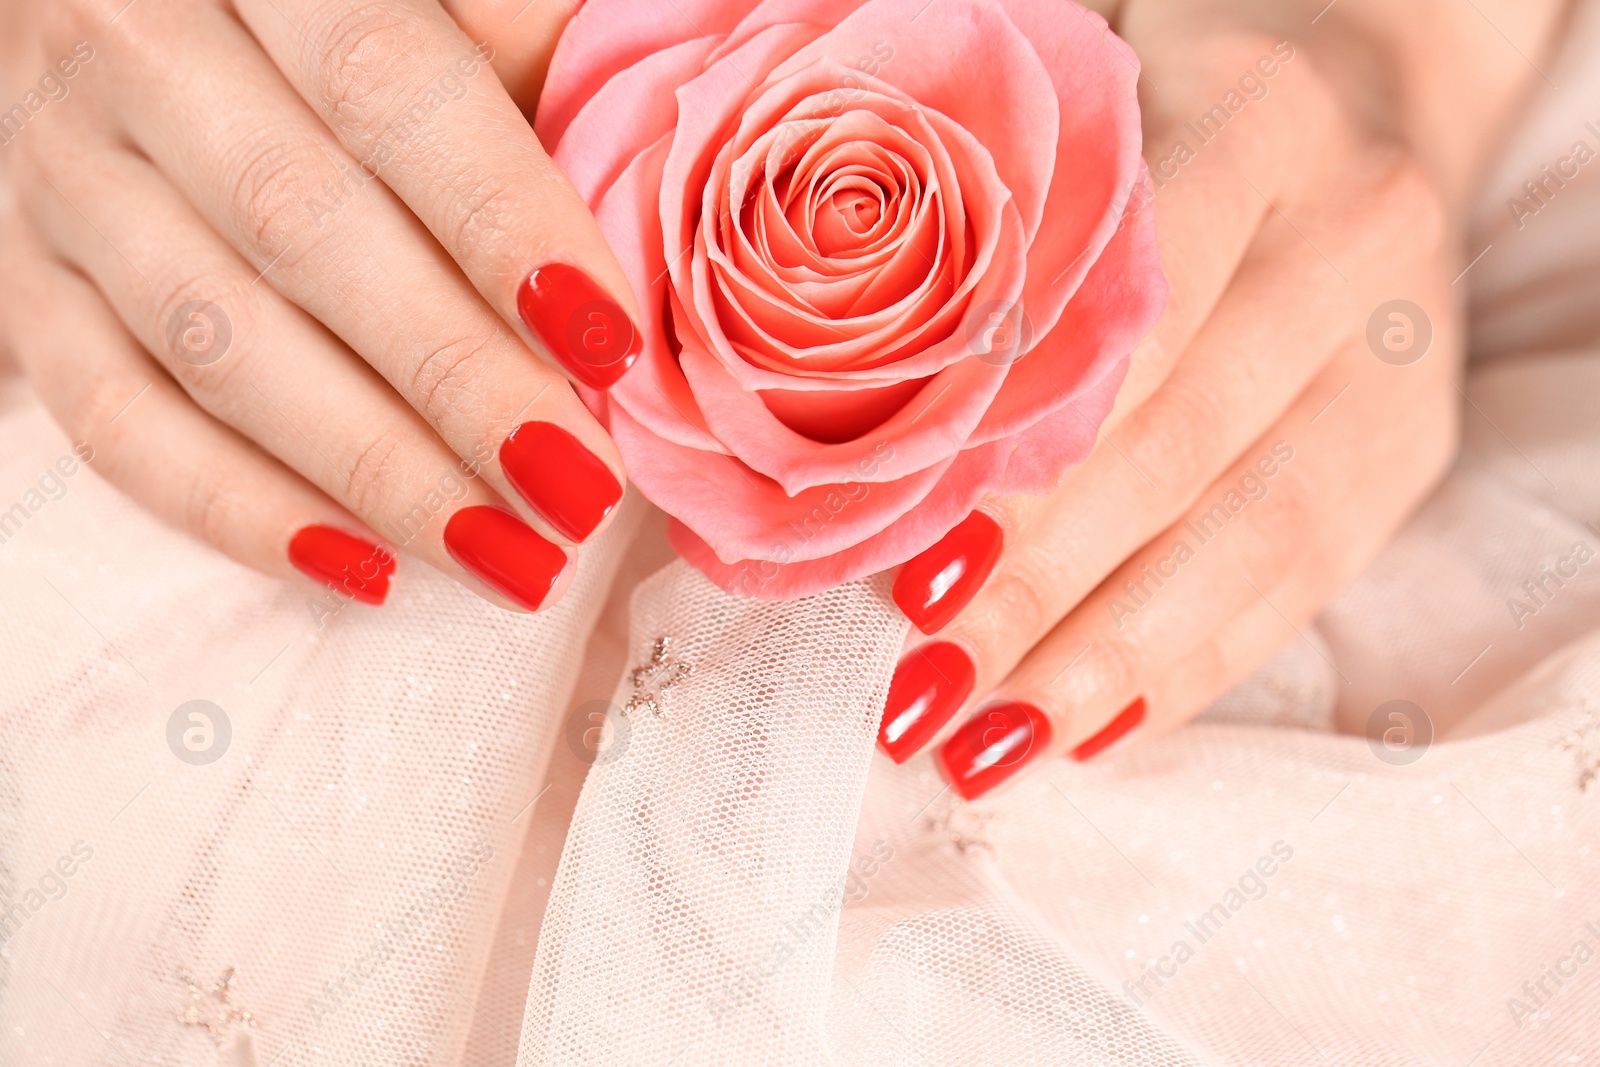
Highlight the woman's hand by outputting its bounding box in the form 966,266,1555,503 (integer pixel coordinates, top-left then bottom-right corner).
880,0,1569,796
0,0,633,613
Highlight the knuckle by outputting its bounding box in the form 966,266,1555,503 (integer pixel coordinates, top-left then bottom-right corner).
966,557,1051,667
149,274,253,398
39,0,107,56
225,130,338,260
437,171,519,260
1230,469,1312,588
314,5,437,132
343,427,410,519
409,329,499,424
1072,624,1142,709
69,374,143,446
183,469,249,550
1136,378,1220,493
1370,157,1447,256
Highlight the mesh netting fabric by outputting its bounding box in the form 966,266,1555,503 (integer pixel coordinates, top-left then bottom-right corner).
519,563,908,1065
5,7,1600,1065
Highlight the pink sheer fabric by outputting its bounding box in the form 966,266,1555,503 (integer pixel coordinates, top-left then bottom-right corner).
2,8,1600,1066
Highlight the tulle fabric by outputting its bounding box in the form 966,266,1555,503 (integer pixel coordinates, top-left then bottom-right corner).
4,8,1600,1066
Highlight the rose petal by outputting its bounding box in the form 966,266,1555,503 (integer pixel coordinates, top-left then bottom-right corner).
671,361,1124,598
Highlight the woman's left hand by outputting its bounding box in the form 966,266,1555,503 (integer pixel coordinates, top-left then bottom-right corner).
879,3,1563,798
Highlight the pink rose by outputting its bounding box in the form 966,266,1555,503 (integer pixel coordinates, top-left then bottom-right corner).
538,0,1165,598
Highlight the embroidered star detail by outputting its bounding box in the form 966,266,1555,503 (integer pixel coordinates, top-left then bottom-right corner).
1558,710,1600,792
921,785,996,854
625,637,692,719
176,967,257,1042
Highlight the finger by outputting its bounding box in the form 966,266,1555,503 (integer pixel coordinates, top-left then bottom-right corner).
1,217,398,608
935,333,1459,799
82,2,625,546
19,128,573,612
230,0,646,387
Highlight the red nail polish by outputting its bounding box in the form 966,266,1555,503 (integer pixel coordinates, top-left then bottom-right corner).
879,642,975,764
517,264,641,390
289,525,395,605
499,421,622,542
937,700,1051,800
1072,698,1146,761
443,506,568,611
892,511,1003,634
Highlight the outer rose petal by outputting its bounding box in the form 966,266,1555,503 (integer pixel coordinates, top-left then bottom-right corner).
970,170,1165,445
610,402,960,564
670,359,1126,598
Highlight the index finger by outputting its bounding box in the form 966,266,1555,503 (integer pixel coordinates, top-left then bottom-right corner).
234,0,642,391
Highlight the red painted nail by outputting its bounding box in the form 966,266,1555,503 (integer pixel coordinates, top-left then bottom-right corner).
443,506,568,611
879,642,975,763
288,525,394,605
499,421,622,542
892,511,1003,634
1072,697,1146,761
937,700,1051,800
517,264,641,390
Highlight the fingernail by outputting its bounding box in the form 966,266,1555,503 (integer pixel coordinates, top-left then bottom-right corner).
937,700,1051,800
892,511,1003,634
517,263,641,390
879,642,975,763
443,505,569,611
1071,697,1146,761
289,525,395,605
499,421,623,542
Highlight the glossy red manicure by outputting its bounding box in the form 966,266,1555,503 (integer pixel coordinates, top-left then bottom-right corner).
517,264,641,390
892,511,1003,634
1072,698,1146,761
499,421,622,542
443,506,568,611
879,642,975,763
937,700,1051,800
289,525,394,605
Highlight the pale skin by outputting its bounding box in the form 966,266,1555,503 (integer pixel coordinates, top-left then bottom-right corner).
0,0,1573,770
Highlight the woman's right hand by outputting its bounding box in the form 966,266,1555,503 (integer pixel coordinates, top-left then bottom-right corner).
0,0,634,613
